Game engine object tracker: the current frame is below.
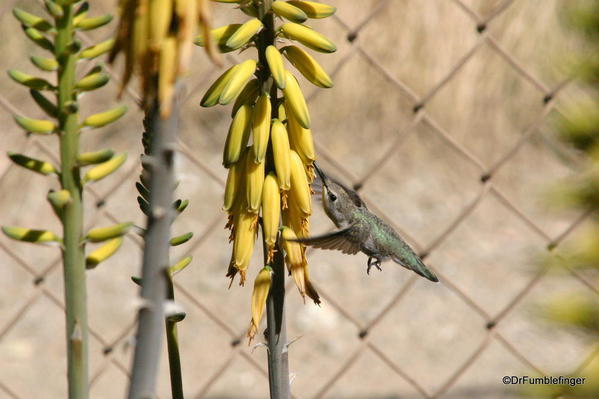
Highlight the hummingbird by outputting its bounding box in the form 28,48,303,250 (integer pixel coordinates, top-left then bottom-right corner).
292,162,439,283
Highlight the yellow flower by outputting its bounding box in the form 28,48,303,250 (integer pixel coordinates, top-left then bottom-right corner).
247,266,273,343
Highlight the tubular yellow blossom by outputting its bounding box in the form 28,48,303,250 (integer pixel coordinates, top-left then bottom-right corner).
219,59,257,105
197,0,218,63
265,45,286,89
282,199,310,238
231,78,260,117
252,93,272,163
2,226,60,244
247,266,273,342
223,104,252,167
281,226,308,300
289,150,312,216
280,223,318,303
282,70,311,129
286,103,316,164
194,23,241,50
280,22,336,53
158,36,177,118
110,0,215,115
149,0,173,49
131,2,150,78
303,262,321,305
86,237,123,269
271,1,307,23
246,154,265,214
262,173,281,260
225,18,263,50
281,45,333,88
287,1,336,19
175,0,198,75
278,102,287,121
270,119,291,191
224,159,241,212
231,210,257,285
224,148,248,241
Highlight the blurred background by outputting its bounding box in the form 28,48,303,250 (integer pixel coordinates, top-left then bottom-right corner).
0,0,595,398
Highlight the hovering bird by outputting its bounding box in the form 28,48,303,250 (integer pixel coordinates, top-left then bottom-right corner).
292,163,439,282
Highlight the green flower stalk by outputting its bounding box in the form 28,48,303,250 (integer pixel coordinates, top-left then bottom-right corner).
197,0,337,396
3,2,129,398
110,1,214,398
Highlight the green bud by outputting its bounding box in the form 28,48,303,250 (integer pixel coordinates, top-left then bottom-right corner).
169,232,193,246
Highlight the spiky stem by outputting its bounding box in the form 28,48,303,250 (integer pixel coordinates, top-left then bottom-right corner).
265,247,290,399
128,97,178,399
257,1,291,397
55,4,88,398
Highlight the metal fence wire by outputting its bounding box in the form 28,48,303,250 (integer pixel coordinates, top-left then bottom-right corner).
0,0,596,398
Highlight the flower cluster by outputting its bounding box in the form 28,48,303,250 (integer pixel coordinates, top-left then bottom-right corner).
197,0,337,340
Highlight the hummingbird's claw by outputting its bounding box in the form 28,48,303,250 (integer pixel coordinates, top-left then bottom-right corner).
367,257,382,275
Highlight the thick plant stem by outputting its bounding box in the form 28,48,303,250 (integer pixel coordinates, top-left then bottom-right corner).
128,96,178,399
257,1,291,398
265,248,290,399
166,279,184,399
55,4,88,398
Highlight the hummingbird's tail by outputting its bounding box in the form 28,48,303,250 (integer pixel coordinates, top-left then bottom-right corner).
391,254,439,283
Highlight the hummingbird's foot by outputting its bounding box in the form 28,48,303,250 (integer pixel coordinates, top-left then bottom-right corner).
367,257,382,275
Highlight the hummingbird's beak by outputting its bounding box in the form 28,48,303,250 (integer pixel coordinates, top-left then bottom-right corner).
312,161,330,190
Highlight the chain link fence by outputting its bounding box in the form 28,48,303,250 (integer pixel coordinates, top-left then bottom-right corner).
1,0,596,398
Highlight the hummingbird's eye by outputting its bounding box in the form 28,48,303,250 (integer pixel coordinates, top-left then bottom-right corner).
329,193,337,201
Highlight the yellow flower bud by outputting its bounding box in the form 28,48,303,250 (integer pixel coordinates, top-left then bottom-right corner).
286,103,316,163
281,226,307,300
289,150,311,216
271,119,291,191
223,104,252,167
303,262,320,305
231,210,257,285
252,93,272,163
262,173,281,261
247,266,273,342
246,155,265,214
282,199,310,238
224,147,248,214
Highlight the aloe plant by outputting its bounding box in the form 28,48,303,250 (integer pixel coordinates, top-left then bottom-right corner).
195,0,337,397
3,2,129,398
108,1,214,398
525,1,599,398
131,117,194,399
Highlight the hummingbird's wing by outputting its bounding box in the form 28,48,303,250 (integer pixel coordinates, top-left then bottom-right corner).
291,226,361,255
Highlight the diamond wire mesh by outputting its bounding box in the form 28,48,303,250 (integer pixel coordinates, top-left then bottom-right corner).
0,0,596,398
